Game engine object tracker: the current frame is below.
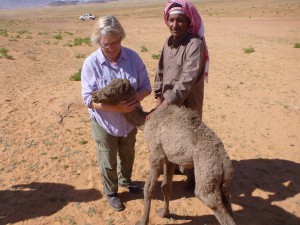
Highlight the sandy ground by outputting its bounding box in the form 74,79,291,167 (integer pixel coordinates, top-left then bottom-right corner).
0,0,299,224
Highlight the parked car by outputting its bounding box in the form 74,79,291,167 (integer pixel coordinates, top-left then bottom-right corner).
79,14,96,20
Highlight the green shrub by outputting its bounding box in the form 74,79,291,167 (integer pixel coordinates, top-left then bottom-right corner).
64,31,73,35
54,34,62,40
64,42,74,47
73,37,91,46
141,46,148,52
0,48,14,60
243,47,255,54
75,53,85,59
0,29,8,37
69,68,82,81
294,43,300,48
17,30,30,34
151,53,161,59
79,140,88,145
38,31,50,35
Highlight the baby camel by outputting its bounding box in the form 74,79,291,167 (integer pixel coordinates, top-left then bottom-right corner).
92,78,236,225
136,105,237,225
91,78,148,127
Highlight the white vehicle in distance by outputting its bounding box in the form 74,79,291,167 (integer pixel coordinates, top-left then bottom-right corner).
79,14,96,20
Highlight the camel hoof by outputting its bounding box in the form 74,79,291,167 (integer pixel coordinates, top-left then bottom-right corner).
156,208,169,218
135,221,145,225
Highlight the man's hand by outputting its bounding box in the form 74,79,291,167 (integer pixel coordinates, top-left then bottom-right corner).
146,98,170,120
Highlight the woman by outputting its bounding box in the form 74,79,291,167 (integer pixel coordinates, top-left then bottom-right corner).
81,15,151,211
150,0,209,189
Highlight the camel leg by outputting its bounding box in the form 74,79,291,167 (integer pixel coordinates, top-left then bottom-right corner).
157,161,175,218
212,197,237,225
195,185,236,225
221,181,234,217
194,166,237,225
221,163,235,217
136,155,165,225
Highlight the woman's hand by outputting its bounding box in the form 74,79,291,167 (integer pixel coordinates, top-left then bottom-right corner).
135,92,142,102
90,100,139,113
114,100,139,113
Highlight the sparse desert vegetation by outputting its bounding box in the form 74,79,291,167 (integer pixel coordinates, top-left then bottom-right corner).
294,42,300,48
69,68,82,81
151,53,160,59
243,46,255,54
0,47,13,59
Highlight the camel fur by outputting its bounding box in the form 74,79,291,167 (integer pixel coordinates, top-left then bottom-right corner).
91,78,148,127
136,105,237,225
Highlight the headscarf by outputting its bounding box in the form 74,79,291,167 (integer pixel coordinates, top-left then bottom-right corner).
164,0,209,82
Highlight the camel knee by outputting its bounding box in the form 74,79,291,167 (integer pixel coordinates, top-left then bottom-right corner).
195,187,222,210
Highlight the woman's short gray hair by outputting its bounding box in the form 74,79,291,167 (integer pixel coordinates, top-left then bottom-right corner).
91,15,126,45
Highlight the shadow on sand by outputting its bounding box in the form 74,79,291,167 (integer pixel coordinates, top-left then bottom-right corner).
0,182,102,225
140,158,300,225
1,159,299,225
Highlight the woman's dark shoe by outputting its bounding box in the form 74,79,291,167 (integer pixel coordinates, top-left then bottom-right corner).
106,194,125,211
118,182,142,194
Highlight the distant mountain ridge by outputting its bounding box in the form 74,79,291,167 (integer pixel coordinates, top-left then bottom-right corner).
0,0,118,9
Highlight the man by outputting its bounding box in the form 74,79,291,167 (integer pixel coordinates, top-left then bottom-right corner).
149,0,209,189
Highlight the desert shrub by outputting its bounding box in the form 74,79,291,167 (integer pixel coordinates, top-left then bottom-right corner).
73,37,91,46
243,47,255,54
75,53,85,59
69,68,82,81
38,31,50,35
141,46,148,52
79,140,88,145
64,42,74,47
8,20,18,26
0,29,8,37
54,34,62,40
17,30,30,34
294,43,300,48
0,48,14,60
64,31,73,35
151,53,161,59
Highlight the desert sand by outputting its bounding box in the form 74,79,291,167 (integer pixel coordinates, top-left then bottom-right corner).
0,0,299,224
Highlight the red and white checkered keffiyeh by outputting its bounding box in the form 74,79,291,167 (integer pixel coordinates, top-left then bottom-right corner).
164,0,209,82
